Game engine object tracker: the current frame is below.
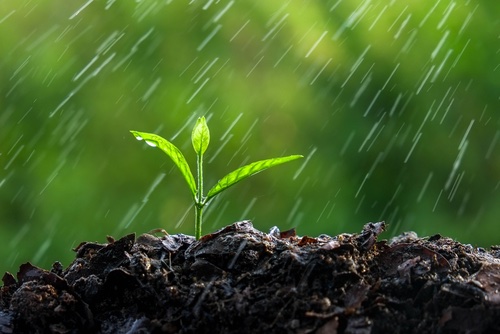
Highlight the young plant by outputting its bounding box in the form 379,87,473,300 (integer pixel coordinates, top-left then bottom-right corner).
131,117,303,239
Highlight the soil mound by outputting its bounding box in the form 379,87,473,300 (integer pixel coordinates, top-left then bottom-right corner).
1,221,500,333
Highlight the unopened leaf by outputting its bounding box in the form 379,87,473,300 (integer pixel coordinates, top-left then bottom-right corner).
130,130,196,196
192,116,210,155
205,155,303,202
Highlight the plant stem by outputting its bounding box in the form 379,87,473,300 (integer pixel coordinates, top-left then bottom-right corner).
195,204,203,240
195,150,204,239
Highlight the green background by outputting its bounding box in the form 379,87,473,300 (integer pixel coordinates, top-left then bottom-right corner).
1,1,498,275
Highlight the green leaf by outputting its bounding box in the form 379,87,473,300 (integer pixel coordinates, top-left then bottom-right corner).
130,130,197,197
205,155,303,203
192,116,210,155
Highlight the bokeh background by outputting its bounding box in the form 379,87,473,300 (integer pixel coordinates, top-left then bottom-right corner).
1,1,498,274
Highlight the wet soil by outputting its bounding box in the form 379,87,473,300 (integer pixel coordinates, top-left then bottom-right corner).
1,221,500,333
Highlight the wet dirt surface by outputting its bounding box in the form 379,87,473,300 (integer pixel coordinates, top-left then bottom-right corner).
1,221,500,333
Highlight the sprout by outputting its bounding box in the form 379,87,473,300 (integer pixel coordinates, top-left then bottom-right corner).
131,116,303,239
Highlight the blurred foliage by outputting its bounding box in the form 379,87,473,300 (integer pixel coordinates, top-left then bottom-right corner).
0,0,498,274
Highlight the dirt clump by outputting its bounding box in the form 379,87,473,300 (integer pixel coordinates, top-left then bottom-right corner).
1,221,500,333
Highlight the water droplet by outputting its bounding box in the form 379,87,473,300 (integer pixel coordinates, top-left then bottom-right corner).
145,140,157,147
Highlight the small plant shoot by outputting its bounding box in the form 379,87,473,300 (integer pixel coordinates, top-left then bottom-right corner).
131,117,303,239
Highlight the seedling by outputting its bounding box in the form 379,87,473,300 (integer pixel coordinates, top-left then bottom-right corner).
131,116,303,239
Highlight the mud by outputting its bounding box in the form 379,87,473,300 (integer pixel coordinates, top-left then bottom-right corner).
1,221,500,333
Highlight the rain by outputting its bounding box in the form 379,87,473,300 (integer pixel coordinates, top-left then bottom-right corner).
0,1,498,276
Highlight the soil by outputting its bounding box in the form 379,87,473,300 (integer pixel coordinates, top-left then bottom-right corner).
1,221,500,333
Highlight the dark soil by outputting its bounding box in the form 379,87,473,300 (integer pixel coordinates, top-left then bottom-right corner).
1,221,500,333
